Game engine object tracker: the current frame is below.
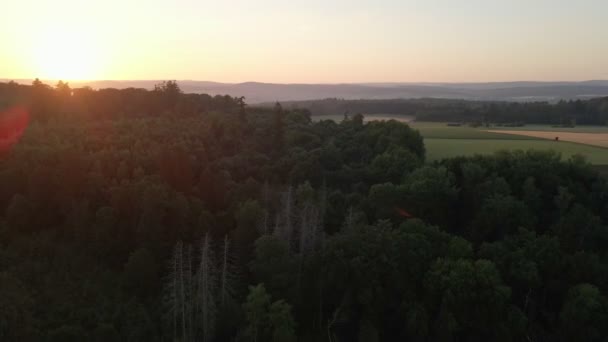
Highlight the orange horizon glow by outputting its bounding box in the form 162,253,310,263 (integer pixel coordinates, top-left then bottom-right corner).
2,0,608,83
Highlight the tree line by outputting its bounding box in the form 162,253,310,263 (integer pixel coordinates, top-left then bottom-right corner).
0,80,243,121
278,97,608,125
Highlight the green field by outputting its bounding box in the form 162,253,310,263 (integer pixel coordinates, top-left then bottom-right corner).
424,138,608,164
409,122,608,165
410,122,538,140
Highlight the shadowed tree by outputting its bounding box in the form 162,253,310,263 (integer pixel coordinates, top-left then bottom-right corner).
560,283,608,342
269,300,297,342
123,247,158,298
244,284,272,342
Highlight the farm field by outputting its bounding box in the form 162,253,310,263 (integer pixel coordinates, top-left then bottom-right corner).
487,130,608,148
424,138,608,164
410,122,608,164
410,122,538,139
490,124,608,133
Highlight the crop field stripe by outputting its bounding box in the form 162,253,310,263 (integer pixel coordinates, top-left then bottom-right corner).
486,130,608,149
425,138,608,165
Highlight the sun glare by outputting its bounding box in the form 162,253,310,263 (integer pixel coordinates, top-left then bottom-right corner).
30,28,104,81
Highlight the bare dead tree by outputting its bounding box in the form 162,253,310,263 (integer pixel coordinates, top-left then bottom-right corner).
178,241,187,342
283,185,294,253
298,204,310,255
219,235,237,308
327,307,341,342
164,241,182,342
164,241,189,342
260,181,271,234
184,244,194,342
344,206,355,232
319,180,327,225
197,233,217,342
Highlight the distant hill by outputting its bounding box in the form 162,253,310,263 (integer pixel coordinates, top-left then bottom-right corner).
4,79,608,103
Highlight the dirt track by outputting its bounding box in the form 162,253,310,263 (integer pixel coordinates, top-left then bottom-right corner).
487,130,608,148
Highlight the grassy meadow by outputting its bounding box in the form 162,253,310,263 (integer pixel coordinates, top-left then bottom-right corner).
410,122,608,165
423,138,608,164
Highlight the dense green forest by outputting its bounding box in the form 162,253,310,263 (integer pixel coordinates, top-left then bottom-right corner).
279,97,608,125
2,80,608,341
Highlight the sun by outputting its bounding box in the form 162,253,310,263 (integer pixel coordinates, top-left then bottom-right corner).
30,27,104,81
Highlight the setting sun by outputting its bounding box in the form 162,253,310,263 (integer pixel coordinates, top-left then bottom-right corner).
29,28,104,81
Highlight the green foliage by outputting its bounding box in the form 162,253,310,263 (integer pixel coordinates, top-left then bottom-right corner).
123,247,158,297
560,284,608,341
241,284,296,342
269,300,297,342
250,236,295,299
47,325,88,342
401,166,458,226
471,194,533,242
0,272,34,340
243,284,272,341
426,259,514,339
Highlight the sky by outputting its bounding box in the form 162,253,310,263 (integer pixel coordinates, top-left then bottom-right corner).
2,0,608,83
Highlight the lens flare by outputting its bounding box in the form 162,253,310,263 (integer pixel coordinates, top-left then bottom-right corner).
0,106,30,157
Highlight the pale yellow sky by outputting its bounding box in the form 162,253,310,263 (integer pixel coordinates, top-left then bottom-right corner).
2,0,608,83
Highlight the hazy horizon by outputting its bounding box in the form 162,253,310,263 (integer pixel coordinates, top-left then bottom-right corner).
3,0,608,83
4,79,608,86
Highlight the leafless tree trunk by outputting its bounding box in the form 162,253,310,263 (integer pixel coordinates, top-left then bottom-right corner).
166,241,183,342
298,204,311,255
178,242,187,342
197,233,217,342
344,206,354,232
220,235,235,308
260,181,271,234
327,307,340,342
283,185,294,253
184,244,194,342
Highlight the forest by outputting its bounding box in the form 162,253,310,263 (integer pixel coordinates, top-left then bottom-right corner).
280,97,608,125
1,80,608,341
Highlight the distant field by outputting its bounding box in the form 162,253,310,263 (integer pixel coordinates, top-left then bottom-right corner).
410,122,538,140
490,125,608,133
424,138,608,164
314,114,414,123
315,115,608,165
415,122,608,164
487,130,608,148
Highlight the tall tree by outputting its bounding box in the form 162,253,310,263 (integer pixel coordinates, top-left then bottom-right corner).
244,284,272,342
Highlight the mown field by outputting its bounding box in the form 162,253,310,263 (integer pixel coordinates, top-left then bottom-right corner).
488,130,608,148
